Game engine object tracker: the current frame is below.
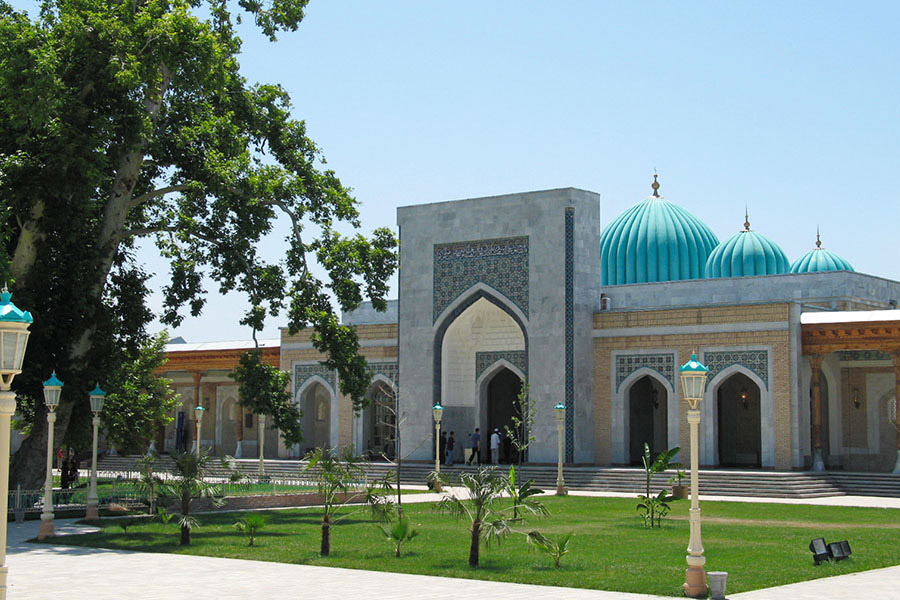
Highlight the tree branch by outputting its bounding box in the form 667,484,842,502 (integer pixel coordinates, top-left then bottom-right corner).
129,183,193,209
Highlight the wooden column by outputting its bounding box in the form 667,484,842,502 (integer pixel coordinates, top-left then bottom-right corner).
809,355,824,452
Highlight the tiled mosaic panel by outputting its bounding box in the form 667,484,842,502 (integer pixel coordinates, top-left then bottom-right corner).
704,350,769,389
564,207,574,462
294,364,337,394
837,350,891,362
475,351,527,381
433,237,529,322
368,361,399,387
615,354,676,392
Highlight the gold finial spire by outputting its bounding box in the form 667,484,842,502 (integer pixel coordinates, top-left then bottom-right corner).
651,172,660,198
815,226,822,248
743,206,751,231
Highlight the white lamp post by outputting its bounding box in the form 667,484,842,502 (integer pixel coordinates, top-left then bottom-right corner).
679,354,710,598
554,402,567,495
0,286,33,599
432,403,443,492
258,413,266,478
39,371,63,540
194,404,205,456
85,384,106,520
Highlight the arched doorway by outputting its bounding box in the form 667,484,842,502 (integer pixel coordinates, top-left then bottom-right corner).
628,375,668,465
484,367,523,464
362,380,396,461
300,381,332,455
717,372,762,467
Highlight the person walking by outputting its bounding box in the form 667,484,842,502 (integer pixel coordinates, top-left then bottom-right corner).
467,428,482,465
446,431,456,466
439,431,447,465
490,428,501,464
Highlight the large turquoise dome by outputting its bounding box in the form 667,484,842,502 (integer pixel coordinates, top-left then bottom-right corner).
600,177,719,285
790,233,854,273
705,217,789,278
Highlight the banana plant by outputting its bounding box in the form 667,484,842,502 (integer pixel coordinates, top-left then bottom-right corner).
527,530,573,568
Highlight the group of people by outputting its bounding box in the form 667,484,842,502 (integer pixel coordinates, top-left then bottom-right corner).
439,427,519,466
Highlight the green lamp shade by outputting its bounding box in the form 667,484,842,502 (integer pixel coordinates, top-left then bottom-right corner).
42,371,64,409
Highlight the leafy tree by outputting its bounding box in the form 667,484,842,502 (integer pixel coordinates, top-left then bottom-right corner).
635,443,681,528
101,332,179,455
437,467,543,568
526,531,573,569
303,446,366,556
233,513,267,547
0,0,398,488
503,379,535,466
165,449,224,545
229,347,300,449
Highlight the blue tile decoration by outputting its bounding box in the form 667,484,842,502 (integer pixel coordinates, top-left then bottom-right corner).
704,350,769,389
475,351,527,381
836,350,890,362
433,237,529,323
368,361,399,387
294,364,337,395
564,207,574,462
615,354,676,392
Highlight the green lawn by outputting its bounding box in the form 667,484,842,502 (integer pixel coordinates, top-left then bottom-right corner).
43,496,900,596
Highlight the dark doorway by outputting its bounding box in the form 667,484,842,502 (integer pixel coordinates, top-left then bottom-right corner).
717,372,762,467
486,368,523,463
362,382,395,461
628,376,668,465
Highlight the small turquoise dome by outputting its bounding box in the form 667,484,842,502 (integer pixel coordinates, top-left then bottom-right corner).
705,215,789,278
790,233,854,274
600,176,719,285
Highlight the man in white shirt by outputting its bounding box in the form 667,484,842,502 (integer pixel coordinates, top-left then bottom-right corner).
490,428,501,464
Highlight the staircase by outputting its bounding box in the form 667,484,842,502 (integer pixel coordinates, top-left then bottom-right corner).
97,455,900,499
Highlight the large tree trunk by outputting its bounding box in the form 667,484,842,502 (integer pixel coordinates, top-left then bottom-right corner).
10,401,73,489
468,521,481,568
320,514,331,556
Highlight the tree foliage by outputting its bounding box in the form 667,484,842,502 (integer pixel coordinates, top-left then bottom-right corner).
503,378,535,466
101,332,179,454
230,348,300,447
0,0,398,487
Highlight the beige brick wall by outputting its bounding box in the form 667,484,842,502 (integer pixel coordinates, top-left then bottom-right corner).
593,303,793,469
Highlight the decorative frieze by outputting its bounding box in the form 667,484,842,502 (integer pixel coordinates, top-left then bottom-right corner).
615,353,676,392
704,350,769,389
475,351,527,381
294,364,337,394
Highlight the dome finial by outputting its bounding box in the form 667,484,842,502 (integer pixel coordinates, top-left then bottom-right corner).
651,171,660,198
743,206,751,231
815,226,822,248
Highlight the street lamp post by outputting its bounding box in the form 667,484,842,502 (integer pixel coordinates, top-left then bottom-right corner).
39,372,63,539
679,354,710,598
194,404,205,456
85,385,106,520
554,402,567,495
0,286,34,599
432,403,443,492
258,414,266,478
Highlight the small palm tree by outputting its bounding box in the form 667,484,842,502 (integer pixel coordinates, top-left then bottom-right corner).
437,467,543,568
135,452,164,515
506,465,547,521
233,513,268,546
378,514,419,557
166,449,224,545
304,446,366,556
527,531,573,568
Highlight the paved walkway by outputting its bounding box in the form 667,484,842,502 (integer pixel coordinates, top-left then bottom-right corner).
7,492,900,599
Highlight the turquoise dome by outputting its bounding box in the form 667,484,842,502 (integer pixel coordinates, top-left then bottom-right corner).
790,234,854,273
600,177,719,285
705,217,789,278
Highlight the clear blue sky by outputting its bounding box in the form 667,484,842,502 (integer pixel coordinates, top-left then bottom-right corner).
131,1,899,341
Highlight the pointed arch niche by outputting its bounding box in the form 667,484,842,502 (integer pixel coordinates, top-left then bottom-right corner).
433,289,527,444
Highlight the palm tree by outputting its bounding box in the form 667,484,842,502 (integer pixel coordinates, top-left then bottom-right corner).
437,467,544,568
166,449,223,545
304,446,366,556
